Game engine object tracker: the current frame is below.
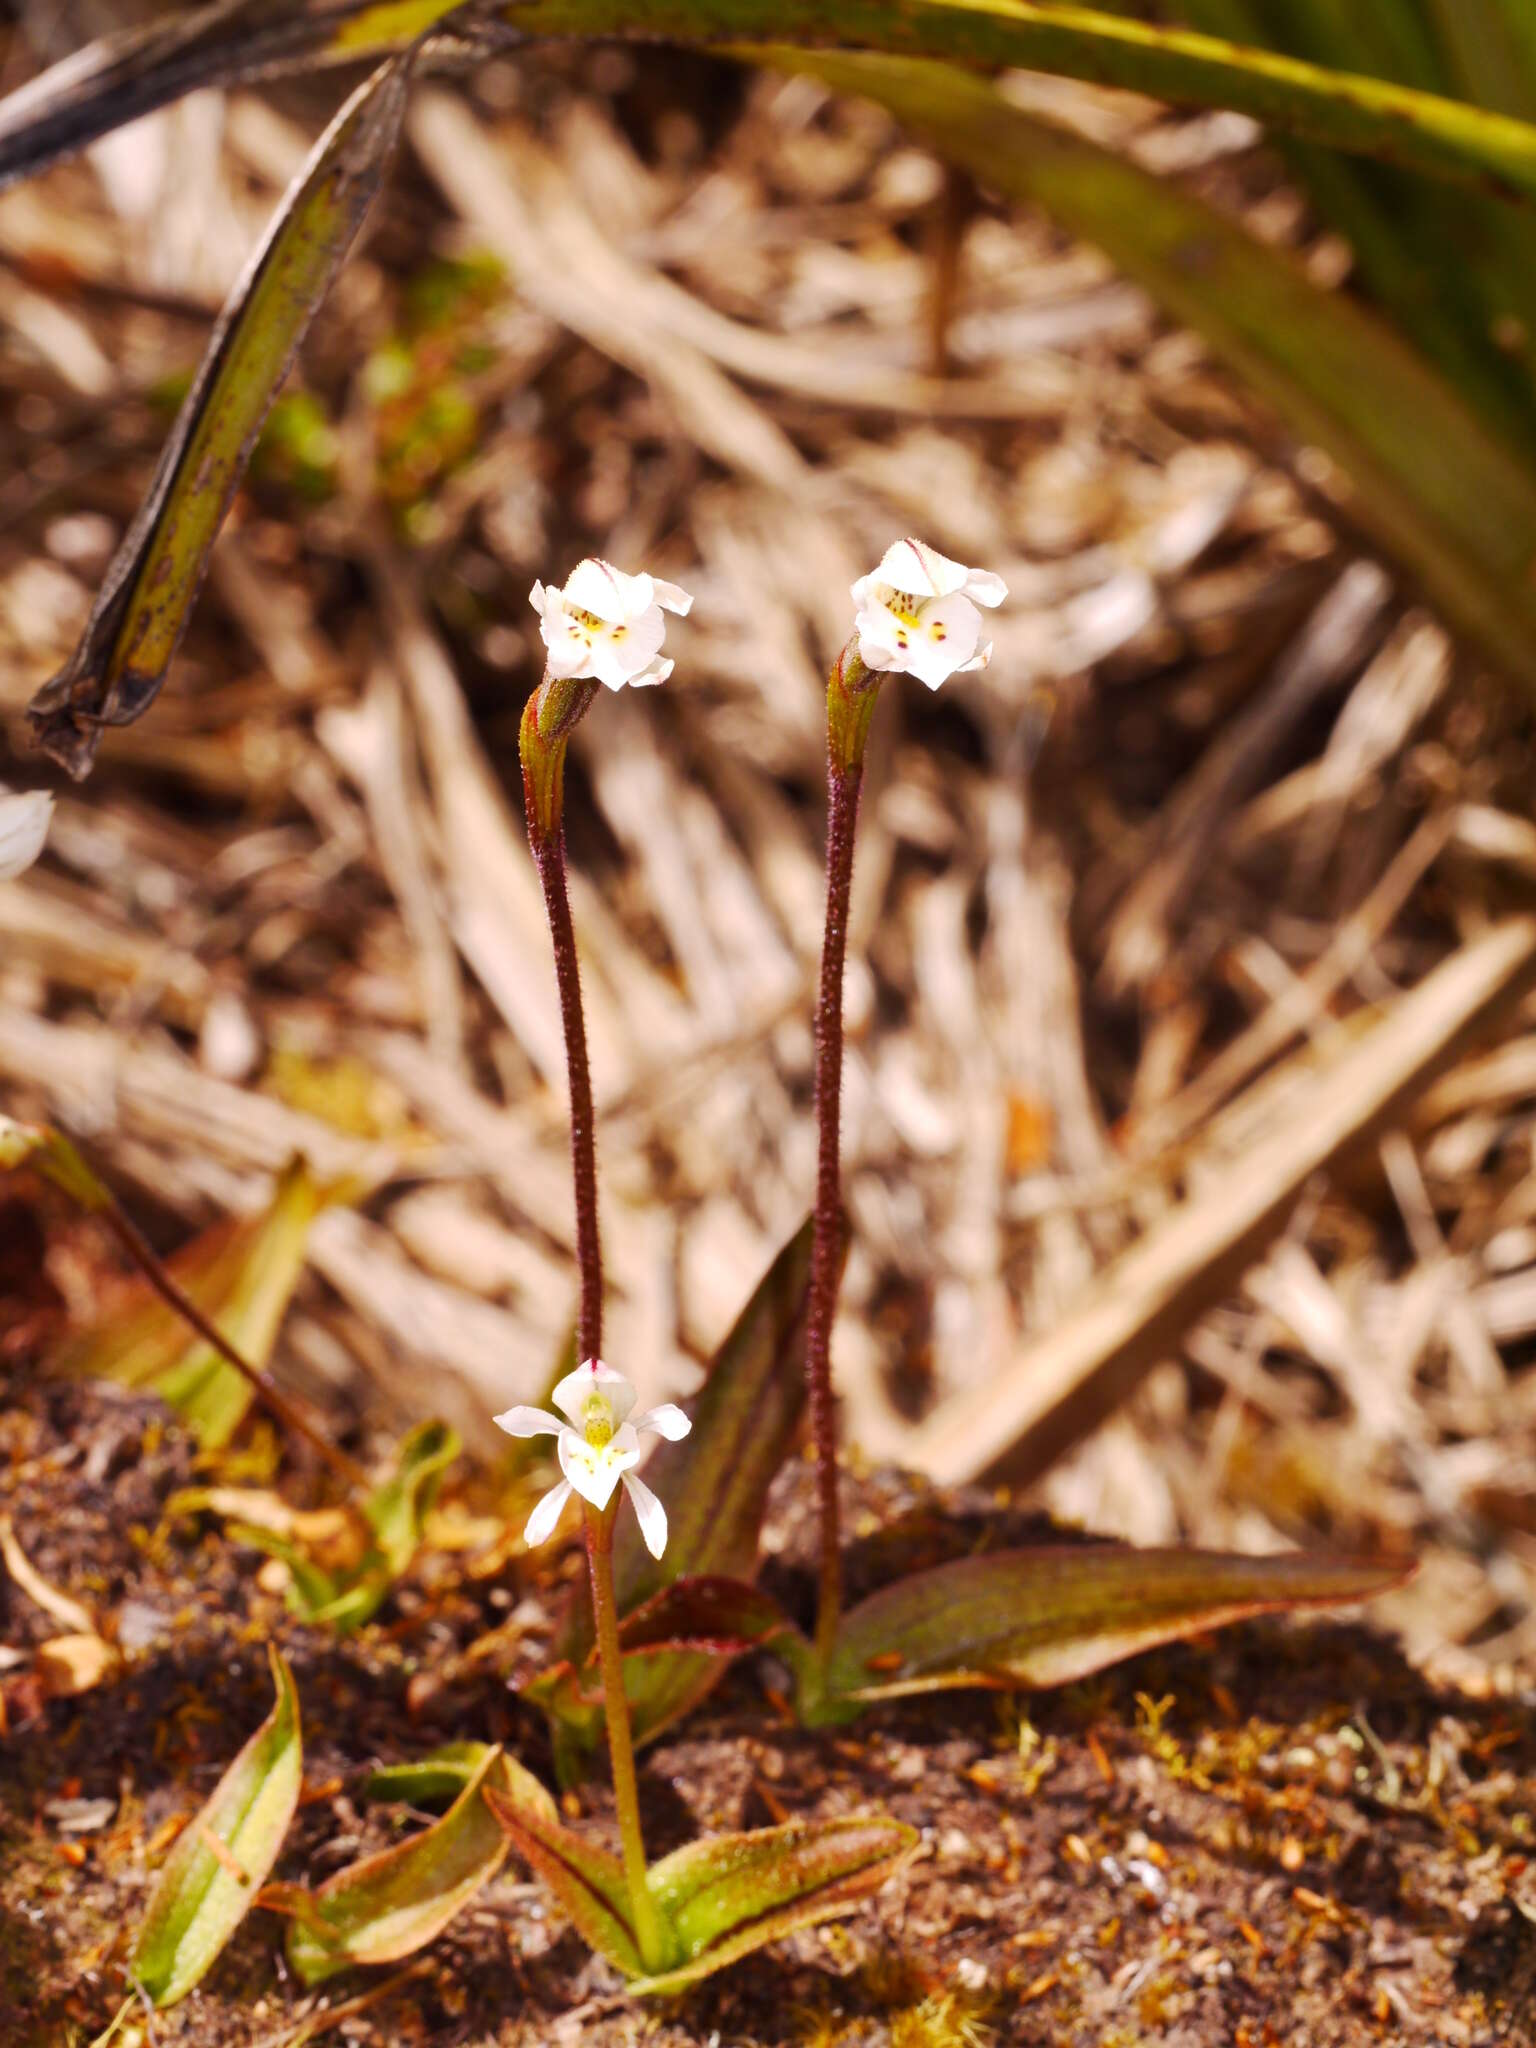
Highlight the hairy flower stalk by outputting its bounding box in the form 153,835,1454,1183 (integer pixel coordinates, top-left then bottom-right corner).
512,561,693,1966
496,1359,689,1971
808,542,1006,1671
518,559,693,1362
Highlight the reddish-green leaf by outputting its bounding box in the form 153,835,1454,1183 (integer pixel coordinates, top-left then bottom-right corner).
823,1545,1412,1706
482,1784,642,1977
284,1748,553,1985
634,1816,919,1995
535,1219,814,1769
132,1646,302,2006
613,1576,798,1662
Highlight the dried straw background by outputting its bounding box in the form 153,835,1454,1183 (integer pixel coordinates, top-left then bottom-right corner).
3,32,1536,1692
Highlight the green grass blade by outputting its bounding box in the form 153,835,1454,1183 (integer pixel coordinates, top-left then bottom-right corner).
14,0,1536,206
27,56,411,776
764,50,1536,701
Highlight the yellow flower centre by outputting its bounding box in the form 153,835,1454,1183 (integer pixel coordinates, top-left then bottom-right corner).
581,1393,616,1449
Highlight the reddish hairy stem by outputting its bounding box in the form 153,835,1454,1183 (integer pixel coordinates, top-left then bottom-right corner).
531,826,603,1364
807,759,862,1670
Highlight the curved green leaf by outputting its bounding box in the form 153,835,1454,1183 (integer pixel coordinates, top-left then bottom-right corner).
824,1545,1412,1705
482,1784,643,1977
12,0,1536,205
773,51,1536,702
634,1817,919,1996
284,1748,553,1985
132,1646,302,2006
364,1742,500,1807
28,56,411,777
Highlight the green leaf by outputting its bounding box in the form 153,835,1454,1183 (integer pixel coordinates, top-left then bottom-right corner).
633,1816,919,1996
771,51,1536,702
823,1545,1412,1706
50,1161,335,1447
533,1220,814,1770
364,1419,458,1577
364,1743,501,1807
182,1421,459,1628
284,1748,553,1985
612,1575,799,1662
28,56,412,777
482,1784,643,1978
16,0,1536,207
131,1645,302,2007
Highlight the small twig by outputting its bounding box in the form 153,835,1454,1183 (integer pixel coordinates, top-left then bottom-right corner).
97,1200,369,1494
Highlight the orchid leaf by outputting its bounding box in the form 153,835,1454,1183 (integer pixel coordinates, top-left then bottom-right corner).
482,1783,643,1978
632,1817,919,1996
364,1743,499,1807
49,1160,335,1447
28,57,411,777
13,1,1536,208
528,1577,811,1732
821,1545,1412,1709
534,1219,814,1772
284,1748,553,1985
131,1646,302,2007
612,1575,799,1662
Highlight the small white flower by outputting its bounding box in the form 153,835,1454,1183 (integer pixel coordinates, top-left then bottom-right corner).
529,558,693,691
494,1357,690,1560
0,790,53,880
851,538,1007,689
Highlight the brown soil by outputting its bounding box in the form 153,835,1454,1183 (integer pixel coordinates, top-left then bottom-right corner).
2,1382,1531,2048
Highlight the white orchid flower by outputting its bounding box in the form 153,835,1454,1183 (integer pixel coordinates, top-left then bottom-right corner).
494,1357,690,1560
0,790,53,880
529,558,694,691
851,539,1007,690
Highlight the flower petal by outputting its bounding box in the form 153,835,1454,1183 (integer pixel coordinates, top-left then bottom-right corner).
564,557,649,623
631,1403,691,1442
650,577,694,616
872,538,967,600
623,1473,668,1560
552,1359,637,1428
588,603,667,691
524,1478,573,1548
537,601,597,680
962,568,1007,608
528,580,549,618
0,792,53,881
625,654,675,688
492,1404,564,1438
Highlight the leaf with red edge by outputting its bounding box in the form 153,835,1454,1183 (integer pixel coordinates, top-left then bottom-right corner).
614,1575,798,1662
820,1545,1412,1710
633,1816,919,1995
483,1783,642,1977
283,1748,553,1985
